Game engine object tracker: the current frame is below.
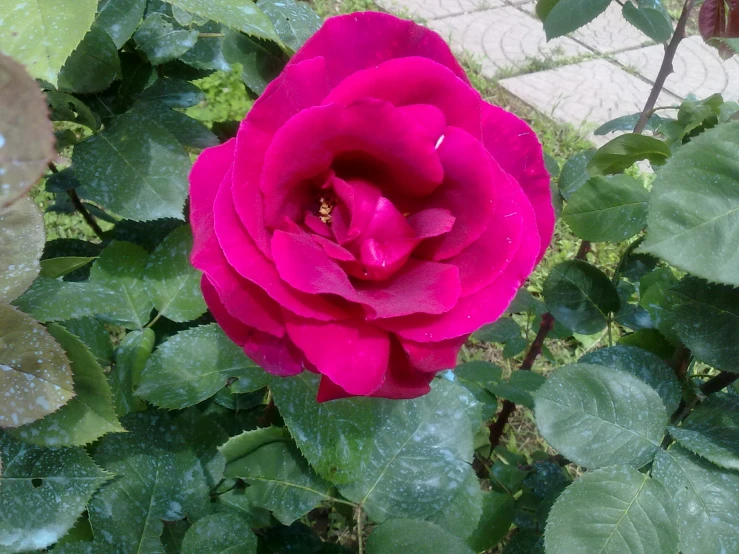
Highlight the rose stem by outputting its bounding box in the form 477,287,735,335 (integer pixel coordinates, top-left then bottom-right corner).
486,0,697,456
48,162,106,240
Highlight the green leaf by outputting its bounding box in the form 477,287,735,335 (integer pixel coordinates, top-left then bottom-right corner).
640,122,739,285
0,0,97,85
180,513,257,554
162,521,190,554
425,467,483,540
580,345,681,415
90,241,153,329
12,277,122,322
110,329,155,417
0,195,44,303
176,408,229,489
214,489,272,529
166,0,283,45
677,94,724,139
337,380,478,522
619,328,674,358
221,426,290,471
97,0,148,48
40,257,95,279
543,260,620,334
503,531,544,554
506,288,547,315
88,411,212,552
545,465,678,554
668,395,739,470
134,13,199,65
269,373,391,484
60,317,115,365
473,318,521,343
8,324,123,446
179,21,231,71
46,92,100,131
0,305,74,428
536,0,560,22
0,54,55,208
487,371,546,410
622,0,673,42
131,100,219,149
107,218,183,252
594,112,667,135
671,277,739,372
143,226,207,322
0,433,112,552
534,363,667,468
467,491,514,552
652,445,739,554
222,29,285,95
257,0,321,51
558,149,596,200
453,361,501,419
562,175,648,242
139,78,206,107
57,24,121,94
588,134,670,175
367,519,474,554
137,324,267,409
73,110,190,221
615,237,658,282
543,0,611,39
227,440,333,525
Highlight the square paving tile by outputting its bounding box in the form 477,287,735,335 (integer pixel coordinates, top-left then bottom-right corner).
500,59,681,142
376,0,503,20
428,7,590,77
519,2,653,54
616,36,739,100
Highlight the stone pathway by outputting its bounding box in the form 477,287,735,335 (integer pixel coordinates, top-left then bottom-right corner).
378,0,739,144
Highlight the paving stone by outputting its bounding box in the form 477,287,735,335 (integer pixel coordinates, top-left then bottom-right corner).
519,2,653,54
616,36,739,100
500,59,681,143
376,0,502,20
428,7,590,77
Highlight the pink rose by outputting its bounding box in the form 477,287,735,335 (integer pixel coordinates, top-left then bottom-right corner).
190,12,554,401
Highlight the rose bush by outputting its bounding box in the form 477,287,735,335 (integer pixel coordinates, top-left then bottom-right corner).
190,11,555,401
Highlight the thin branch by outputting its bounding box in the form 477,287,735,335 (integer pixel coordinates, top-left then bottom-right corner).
700,372,739,395
355,507,364,554
485,0,695,462
633,0,696,133
48,163,106,240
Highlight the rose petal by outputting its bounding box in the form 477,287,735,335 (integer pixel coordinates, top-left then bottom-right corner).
407,208,456,239
289,12,469,87
377,183,541,342
316,339,435,401
324,56,481,138
190,138,236,261
195,227,285,337
201,277,305,376
233,56,332,258
215,182,352,321
415,126,499,261
332,177,382,245
397,104,447,140
400,336,466,372
481,102,554,262
284,313,390,396
260,100,444,228
447,174,530,296
271,229,461,318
